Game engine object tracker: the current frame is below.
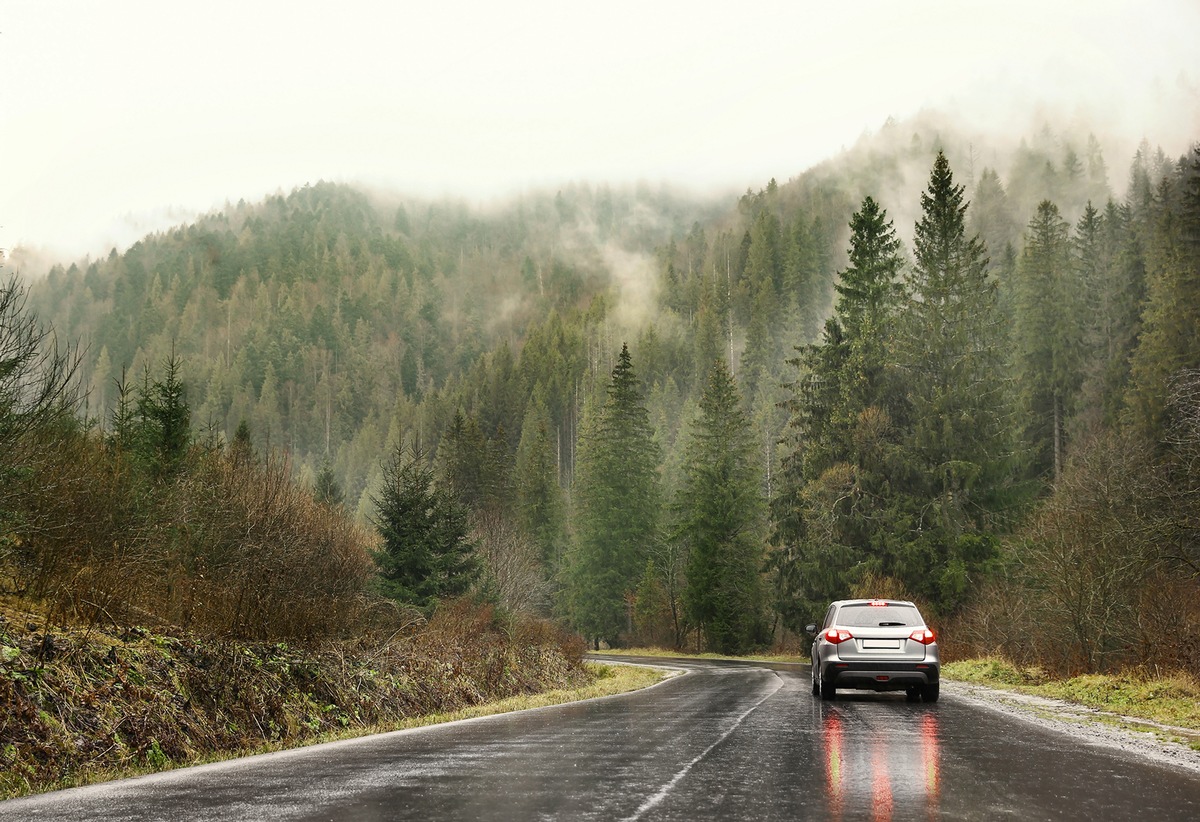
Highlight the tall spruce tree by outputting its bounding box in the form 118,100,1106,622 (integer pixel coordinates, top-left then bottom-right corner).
772,197,906,624
679,358,767,654
739,209,784,400
891,151,1012,611
1077,200,1146,427
834,196,907,419
970,168,1020,279
1012,200,1083,480
1074,202,1115,430
514,399,566,572
1127,145,1200,441
569,343,662,646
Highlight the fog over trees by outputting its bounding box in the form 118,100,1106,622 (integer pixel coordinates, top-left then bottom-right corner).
6,115,1200,667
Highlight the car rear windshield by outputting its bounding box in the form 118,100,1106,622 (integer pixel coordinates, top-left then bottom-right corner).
836,604,920,627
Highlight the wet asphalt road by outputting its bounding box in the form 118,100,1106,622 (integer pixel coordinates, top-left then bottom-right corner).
4,656,1200,821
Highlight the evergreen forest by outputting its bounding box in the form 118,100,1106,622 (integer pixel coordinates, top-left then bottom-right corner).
9,115,1200,671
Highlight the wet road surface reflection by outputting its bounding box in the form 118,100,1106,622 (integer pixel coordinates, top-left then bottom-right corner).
821,701,940,821
2,657,1200,820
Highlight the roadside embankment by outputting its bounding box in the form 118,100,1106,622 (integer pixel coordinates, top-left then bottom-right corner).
1,598,651,799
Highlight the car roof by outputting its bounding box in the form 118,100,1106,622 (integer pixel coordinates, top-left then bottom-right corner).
831,599,917,608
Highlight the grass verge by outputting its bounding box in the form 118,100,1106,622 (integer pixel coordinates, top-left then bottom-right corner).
391,661,669,728
944,657,1200,740
594,647,807,665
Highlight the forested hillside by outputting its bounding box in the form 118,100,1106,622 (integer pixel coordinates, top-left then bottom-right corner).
18,115,1200,668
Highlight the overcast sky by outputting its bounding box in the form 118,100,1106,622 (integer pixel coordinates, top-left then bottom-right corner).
3,0,1198,261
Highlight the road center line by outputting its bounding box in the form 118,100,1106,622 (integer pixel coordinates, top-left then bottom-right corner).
621,672,784,822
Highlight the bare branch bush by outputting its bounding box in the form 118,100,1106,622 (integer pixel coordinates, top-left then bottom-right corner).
421,597,586,698
0,276,82,568
1163,368,1200,576
950,576,1043,665
470,509,549,615
169,449,379,638
6,427,383,640
0,277,82,447
959,428,1169,674
7,424,161,619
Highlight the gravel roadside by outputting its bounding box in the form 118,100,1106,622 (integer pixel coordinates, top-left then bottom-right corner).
943,679,1200,775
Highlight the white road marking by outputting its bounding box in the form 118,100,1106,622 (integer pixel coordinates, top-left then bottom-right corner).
621,672,784,821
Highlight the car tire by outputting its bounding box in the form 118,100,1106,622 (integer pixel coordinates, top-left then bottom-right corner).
812,674,820,696
820,677,836,701
920,682,940,703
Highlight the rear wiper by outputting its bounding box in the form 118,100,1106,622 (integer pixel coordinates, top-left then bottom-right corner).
878,622,906,627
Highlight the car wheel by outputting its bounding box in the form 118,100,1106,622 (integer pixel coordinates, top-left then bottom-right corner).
820,676,836,701
920,682,940,703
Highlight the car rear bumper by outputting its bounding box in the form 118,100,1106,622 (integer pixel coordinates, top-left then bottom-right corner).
823,661,939,691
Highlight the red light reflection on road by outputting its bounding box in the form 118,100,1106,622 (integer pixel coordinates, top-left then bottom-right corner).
921,712,941,818
871,733,894,821
824,711,845,820
820,707,941,820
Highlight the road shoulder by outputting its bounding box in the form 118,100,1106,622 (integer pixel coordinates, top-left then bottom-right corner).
943,679,1200,775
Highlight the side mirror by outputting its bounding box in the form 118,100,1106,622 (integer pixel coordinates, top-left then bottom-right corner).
804,623,817,635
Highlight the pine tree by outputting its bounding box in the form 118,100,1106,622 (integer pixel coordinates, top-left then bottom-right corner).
314,458,345,507
109,367,138,453
1128,145,1200,440
136,348,192,477
970,169,1019,278
1012,200,1083,480
438,411,498,512
1073,202,1109,432
783,215,826,342
569,343,662,646
1075,201,1146,427
371,444,478,610
678,358,767,654
891,151,1012,611
1085,133,1111,204
514,400,566,571
834,197,906,419
772,197,906,623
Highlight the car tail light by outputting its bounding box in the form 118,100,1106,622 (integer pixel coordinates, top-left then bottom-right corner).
824,628,853,644
868,599,887,606
909,628,936,645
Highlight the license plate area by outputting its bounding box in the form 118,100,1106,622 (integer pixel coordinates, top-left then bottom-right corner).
860,639,901,650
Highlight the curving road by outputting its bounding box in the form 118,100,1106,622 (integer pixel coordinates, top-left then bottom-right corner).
4,656,1200,820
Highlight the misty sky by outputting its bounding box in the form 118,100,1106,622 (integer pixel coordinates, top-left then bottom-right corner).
3,0,1199,261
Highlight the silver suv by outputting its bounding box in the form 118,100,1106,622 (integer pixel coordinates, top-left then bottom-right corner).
806,599,940,702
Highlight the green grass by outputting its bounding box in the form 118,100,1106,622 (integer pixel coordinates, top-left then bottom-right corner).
373,661,669,730
942,656,1050,687
944,657,1200,733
